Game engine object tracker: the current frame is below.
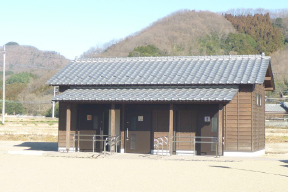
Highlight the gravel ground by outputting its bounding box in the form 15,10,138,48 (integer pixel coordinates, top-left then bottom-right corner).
0,151,287,192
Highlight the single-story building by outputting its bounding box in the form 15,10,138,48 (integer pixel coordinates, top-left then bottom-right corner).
47,54,274,156
265,102,288,120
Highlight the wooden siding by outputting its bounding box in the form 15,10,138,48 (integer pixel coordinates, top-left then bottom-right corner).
58,102,78,149
252,84,265,151
225,84,265,152
225,85,253,152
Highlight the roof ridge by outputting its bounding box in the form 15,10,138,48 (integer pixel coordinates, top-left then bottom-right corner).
73,54,268,63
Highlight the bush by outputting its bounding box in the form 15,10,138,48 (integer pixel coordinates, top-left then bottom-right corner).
6,72,37,84
45,103,59,117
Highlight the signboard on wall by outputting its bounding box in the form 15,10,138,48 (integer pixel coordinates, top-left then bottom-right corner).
138,116,143,121
204,116,210,122
87,115,92,121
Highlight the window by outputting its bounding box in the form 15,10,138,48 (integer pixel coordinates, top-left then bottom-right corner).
212,117,218,132
256,93,262,107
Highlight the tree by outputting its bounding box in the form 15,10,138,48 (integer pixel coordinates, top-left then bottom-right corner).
5,42,19,46
45,103,59,118
128,45,166,57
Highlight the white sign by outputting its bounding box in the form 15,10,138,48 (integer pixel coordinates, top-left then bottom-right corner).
204,116,210,122
138,116,143,121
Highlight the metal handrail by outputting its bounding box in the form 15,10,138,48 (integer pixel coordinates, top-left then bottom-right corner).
71,134,121,153
104,135,121,155
154,136,169,156
172,136,219,157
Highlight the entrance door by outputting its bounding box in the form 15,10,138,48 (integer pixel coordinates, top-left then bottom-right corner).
197,105,218,155
78,106,105,152
125,108,151,153
175,110,197,153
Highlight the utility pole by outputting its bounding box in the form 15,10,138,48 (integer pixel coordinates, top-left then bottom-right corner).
2,45,5,124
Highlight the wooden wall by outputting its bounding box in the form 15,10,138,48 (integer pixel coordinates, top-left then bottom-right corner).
58,102,78,149
252,84,265,151
224,84,265,152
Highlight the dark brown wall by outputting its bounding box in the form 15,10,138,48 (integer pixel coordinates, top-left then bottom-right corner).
58,102,78,148
252,84,265,151
225,85,253,152
224,84,265,152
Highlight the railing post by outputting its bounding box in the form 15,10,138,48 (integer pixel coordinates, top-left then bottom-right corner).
73,134,75,152
92,135,95,153
194,137,196,156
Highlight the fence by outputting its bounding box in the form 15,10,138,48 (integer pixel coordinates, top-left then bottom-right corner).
71,134,121,154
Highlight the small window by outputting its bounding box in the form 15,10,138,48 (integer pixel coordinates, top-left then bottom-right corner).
212,117,218,132
259,94,262,107
256,93,259,106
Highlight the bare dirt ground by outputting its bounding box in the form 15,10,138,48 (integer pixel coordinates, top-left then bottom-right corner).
0,116,287,192
0,153,287,192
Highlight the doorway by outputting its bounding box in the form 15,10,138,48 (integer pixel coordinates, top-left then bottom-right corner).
125,106,151,153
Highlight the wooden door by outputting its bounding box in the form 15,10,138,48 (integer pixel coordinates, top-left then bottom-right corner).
125,109,151,153
78,106,104,152
175,110,197,152
196,105,218,155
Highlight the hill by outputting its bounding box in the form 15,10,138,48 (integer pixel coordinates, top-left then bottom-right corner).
82,9,288,98
83,10,237,57
0,44,69,116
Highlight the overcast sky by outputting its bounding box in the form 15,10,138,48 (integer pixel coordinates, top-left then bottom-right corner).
1,0,287,59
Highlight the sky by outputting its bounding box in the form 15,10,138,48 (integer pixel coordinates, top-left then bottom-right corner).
1,0,287,59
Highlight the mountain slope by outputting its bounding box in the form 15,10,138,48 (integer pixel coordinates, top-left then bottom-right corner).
0,44,70,115
90,10,236,57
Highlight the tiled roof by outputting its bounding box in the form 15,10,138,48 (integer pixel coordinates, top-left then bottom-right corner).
53,86,238,102
265,104,287,112
47,55,271,86
283,102,288,110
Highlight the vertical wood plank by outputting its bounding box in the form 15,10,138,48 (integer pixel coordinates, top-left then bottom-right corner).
111,104,116,136
237,93,239,151
169,104,174,155
218,104,223,156
121,104,125,151
110,104,116,152
66,103,71,152
251,85,254,151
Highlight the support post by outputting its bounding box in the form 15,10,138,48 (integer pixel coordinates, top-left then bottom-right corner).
121,104,125,152
66,104,71,152
110,103,116,152
218,104,223,156
169,104,174,156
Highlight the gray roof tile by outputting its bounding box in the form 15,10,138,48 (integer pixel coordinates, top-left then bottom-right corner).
53,85,238,102
47,55,271,86
265,104,288,112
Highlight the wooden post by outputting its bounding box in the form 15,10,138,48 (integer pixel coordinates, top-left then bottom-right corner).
218,104,223,156
169,104,174,155
111,104,116,136
66,104,71,152
110,104,116,152
121,104,125,152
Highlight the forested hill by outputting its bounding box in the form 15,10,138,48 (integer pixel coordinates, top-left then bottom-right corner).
83,11,237,57
82,9,288,98
0,43,69,116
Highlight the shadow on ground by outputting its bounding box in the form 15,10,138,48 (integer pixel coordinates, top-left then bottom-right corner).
210,163,288,178
280,160,288,168
14,142,58,151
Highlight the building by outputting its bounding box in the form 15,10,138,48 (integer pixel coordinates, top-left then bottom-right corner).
265,103,288,120
47,54,274,156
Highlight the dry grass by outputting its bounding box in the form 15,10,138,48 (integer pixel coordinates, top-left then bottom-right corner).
266,135,288,143
0,134,57,142
0,116,58,142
